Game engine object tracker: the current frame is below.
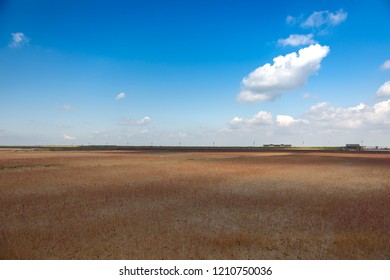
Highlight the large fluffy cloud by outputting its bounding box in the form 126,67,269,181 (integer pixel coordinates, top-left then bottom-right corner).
376,81,390,98
237,44,330,103
276,115,297,127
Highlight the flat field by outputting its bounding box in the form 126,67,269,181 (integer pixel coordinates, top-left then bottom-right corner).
0,149,389,259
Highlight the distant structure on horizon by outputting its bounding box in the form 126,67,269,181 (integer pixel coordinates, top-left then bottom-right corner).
344,144,390,152
361,145,390,151
263,144,292,148
344,144,361,151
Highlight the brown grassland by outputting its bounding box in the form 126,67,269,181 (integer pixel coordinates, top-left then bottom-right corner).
0,148,389,259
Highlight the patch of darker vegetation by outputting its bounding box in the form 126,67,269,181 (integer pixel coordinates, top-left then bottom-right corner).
0,164,63,170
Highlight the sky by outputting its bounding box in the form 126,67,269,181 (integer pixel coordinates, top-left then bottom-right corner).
1,0,390,146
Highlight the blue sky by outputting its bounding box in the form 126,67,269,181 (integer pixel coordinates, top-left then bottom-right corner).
1,0,390,146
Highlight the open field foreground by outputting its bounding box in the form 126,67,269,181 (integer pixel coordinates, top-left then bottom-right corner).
0,149,389,259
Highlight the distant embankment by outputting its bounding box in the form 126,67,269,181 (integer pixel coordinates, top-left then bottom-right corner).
0,145,375,153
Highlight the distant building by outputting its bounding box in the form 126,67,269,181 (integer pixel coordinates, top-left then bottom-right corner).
263,144,274,147
345,144,361,151
362,146,390,151
263,144,292,148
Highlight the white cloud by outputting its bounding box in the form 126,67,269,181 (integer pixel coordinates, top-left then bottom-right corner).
63,134,76,140
136,116,151,125
308,101,328,113
381,60,390,70
305,100,390,128
373,100,390,114
119,118,132,125
376,81,390,98
139,129,151,135
366,100,390,128
285,15,297,25
222,98,390,146
276,115,297,127
278,34,316,47
62,104,74,110
301,9,348,28
229,111,273,129
247,111,273,125
237,44,330,103
302,93,311,99
120,116,151,126
306,102,368,128
327,9,348,26
8,32,30,48
230,117,244,126
116,92,126,100
168,131,188,139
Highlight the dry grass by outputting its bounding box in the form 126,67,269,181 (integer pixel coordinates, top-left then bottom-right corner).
0,150,389,259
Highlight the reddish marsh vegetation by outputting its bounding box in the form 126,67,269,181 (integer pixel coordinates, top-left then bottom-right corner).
0,149,389,259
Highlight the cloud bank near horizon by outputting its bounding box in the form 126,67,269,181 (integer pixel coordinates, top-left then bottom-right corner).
228,98,390,134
